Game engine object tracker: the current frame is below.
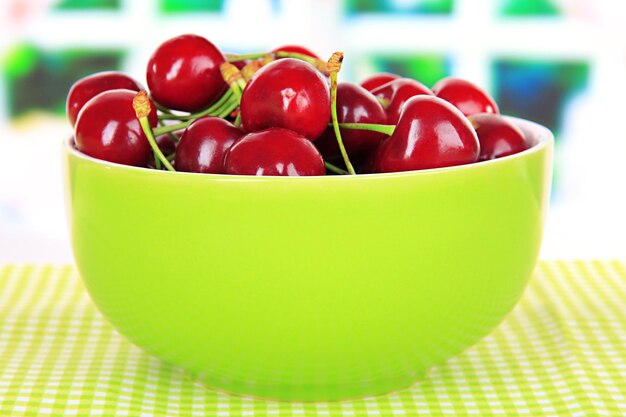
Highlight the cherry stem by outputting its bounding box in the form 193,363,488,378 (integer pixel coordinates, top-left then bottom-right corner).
327,52,356,175
154,101,173,114
334,122,396,136
153,98,239,136
227,51,327,74
133,91,175,172
159,119,180,147
227,52,268,62
325,161,348,175
158,90,234,120
139,117,175,172
154,120,193,136
217,98,239,119
220,62,246,100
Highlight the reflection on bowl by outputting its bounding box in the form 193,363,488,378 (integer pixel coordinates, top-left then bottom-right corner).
63,117,553,401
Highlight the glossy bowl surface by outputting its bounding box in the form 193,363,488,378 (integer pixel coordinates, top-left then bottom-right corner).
63,117,553,401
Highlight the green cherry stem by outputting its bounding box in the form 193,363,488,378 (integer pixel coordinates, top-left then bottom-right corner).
227,51,327,74
333,122,396,136
133,91,175,172
216,98,239,119
220,62,246,100
157,118,180,153
327,52,356,175
158,90,234,120
226,52,268,62
275,51,327,73
154,101,174,114
153,97,239,136
325,161,349,175
153,120,193,136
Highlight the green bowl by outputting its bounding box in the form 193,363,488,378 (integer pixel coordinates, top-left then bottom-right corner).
63,117,553,401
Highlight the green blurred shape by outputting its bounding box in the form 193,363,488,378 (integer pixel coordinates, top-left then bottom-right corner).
55,0,120,10
358,53,450,88
3,44,39,79
498,0,559,16
3,44,125,119
160,0,224,13
345,0,453,15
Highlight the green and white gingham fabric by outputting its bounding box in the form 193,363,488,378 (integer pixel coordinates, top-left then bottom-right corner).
1,261,625,417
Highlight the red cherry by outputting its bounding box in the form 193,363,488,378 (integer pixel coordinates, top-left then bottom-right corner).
156,133,179,156
360,72,400,92
468,113,528,161
175,117,244,174
240,58,330,140
315,82,388,160
432,77,499,117
225,128,325,176
147,34,227,112
75,89,158,167
271,45,320,60
375,95,479,173
66,71,142,127
371,78,433,124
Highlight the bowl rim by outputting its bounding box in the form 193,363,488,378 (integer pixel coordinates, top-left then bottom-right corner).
65,116,553,181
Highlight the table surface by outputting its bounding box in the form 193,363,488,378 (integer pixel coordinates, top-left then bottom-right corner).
0,261,625,417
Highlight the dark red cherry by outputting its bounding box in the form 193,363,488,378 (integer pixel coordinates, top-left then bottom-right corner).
432,77,499,117
375,95,479,173
75,89,158,167
66,71,142,126
156,133,179,156
315,82,388,160
360,72,400,92
468,113,528,161
175,117,244,174
371,78,433,124
271,45,320,60
225,128,325,176
147,34,227,112
240,58,330,140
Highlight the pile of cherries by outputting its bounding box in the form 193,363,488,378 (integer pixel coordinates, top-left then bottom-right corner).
68,34,530,176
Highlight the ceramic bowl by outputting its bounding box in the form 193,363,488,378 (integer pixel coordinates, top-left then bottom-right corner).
63,117,553,401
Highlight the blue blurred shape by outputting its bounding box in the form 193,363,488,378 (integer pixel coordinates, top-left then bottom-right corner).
493,59,589,135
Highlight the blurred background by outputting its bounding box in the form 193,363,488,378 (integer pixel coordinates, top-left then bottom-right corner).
0,0,625,262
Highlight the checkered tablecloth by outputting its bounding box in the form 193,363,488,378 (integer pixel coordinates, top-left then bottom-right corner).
0,261,625,417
